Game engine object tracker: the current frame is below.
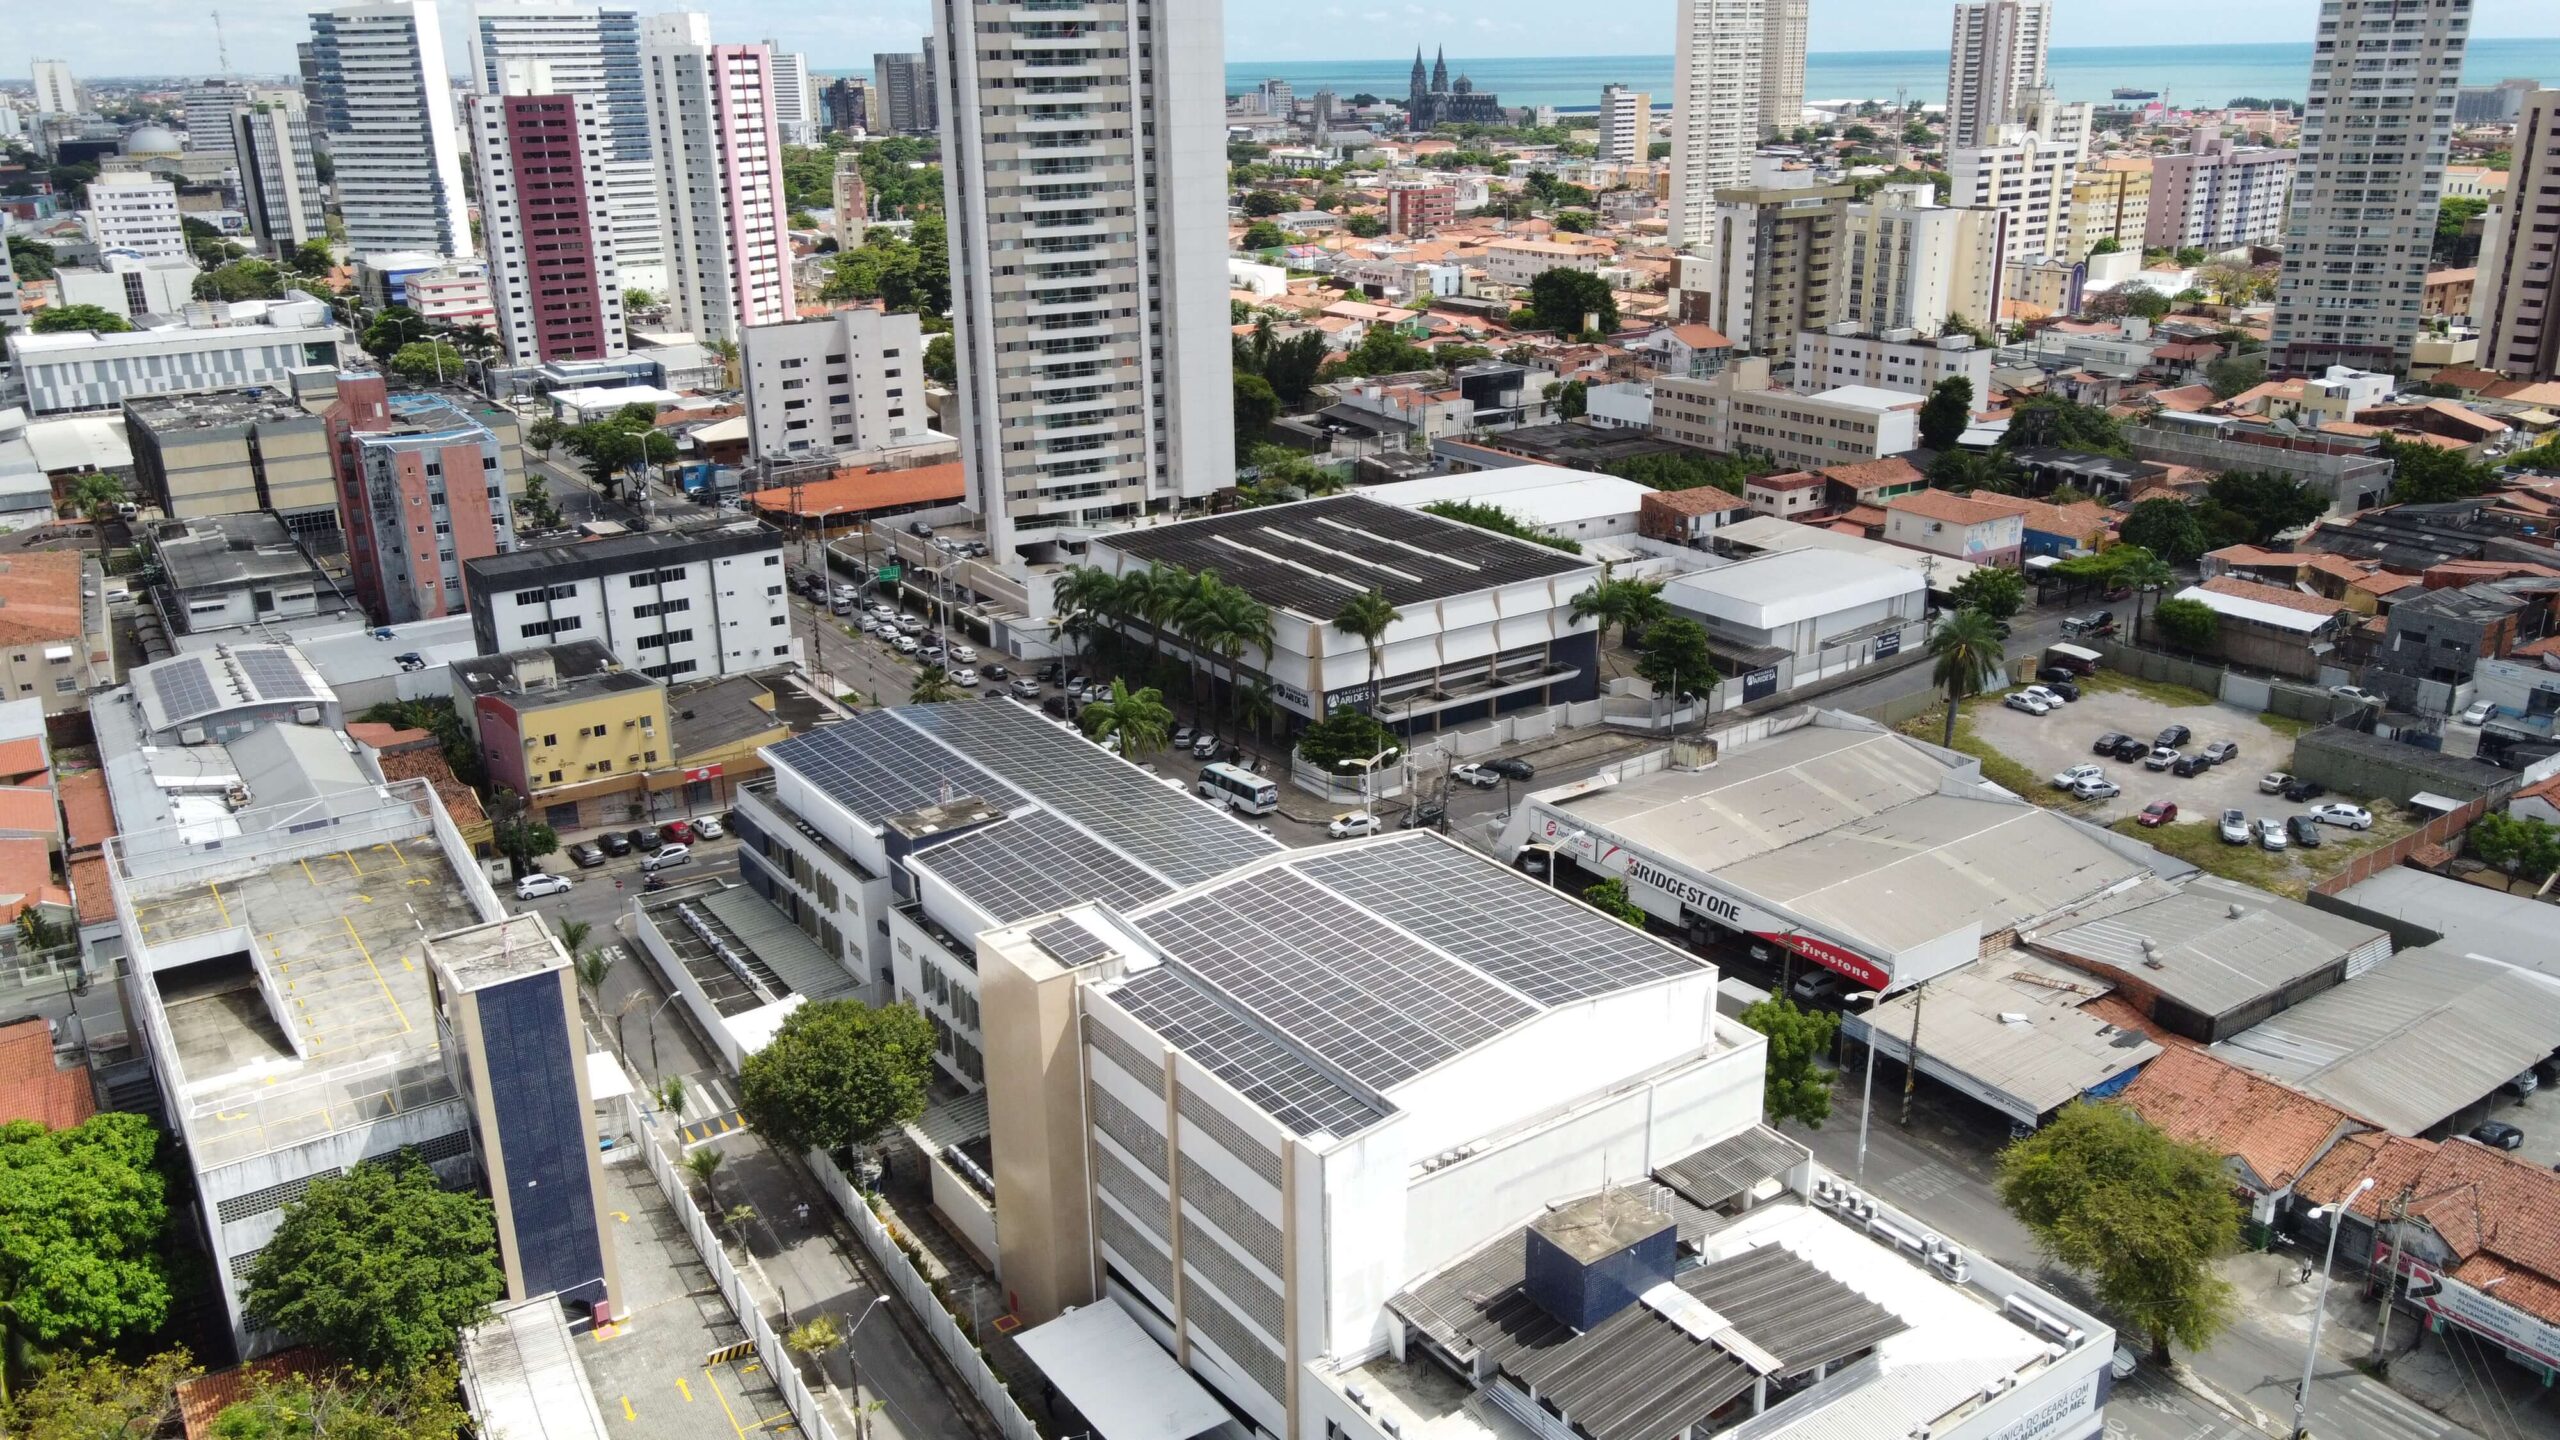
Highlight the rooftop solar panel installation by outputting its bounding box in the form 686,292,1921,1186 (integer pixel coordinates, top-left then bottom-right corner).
1030,916,1117,969
1107,968,1390,1138
1295,839,1708,1006
767,709,1023,821
912,811,1172,925
1100,496,1589,616
237,649,319,701
150,659,219,721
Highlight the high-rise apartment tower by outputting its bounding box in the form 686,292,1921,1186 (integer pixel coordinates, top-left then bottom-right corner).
306,0,472,257
1945,1,2051,150
639,14,796,342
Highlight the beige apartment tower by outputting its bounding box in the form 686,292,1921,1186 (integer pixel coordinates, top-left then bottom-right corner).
2477,88,2559,381
1670,0,1768,249
1759,0,1807,137
1682,183,1851,353
1945,0,2051,150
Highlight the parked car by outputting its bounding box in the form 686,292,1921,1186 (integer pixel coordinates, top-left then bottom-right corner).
2287,815,2324,849
2253,816,2289,851
660,819,695,845
2022,684,2071,708
918,643,946,662
1011,677,1042,699
2043,666,2087,688
2144,747,2181,771
567,842,606,869
643,843,693,872
1191,734,1220,759
2172,754,2211,778
2005,692,2053,716
516,872,573,900
2306,802,2374,830
1401,798,1448,830
691,815,723,840
1327,810,1380,839
1042,696,1070,719
949,645,979,665
2330,685,2383,706
2051,764,2105,790
1485,757,1537,781
2092,731,2132,756
1171,725,1195,749
2218,809,2252,844
598,830,633,856
895,636,921,655
2155,724,2192,748
623,828,654,854
1790,968,1846,1006
2260,772,2293,794
1451,762,1503,789
2138,801,2179,827
983,664,1010,681
895,615,928,635
2462,699,2497,726
2201,740,2240,765
2471,1121,2525,1151
2108,736,2151,762
950,668,978,687
2037,676,2080,702
2281,777,2327,803
2070,776,2122,801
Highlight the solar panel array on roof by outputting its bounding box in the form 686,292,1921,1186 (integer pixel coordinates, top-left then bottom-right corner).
898,701,1278,886
1105,967,1390,1138
235,649,319,702
912,811,1171,925
768,709,1023,823
1296,839,1707,1005
1133,867,1538,1093
1029,916,1117,969
1098,495,1592,617
148,657,219,724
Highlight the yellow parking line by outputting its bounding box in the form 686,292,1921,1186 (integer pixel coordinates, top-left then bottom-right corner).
300,857,319,886
341,916,411,1033
702,1368,750,1440
621,1397,636,1422
341,849,365,877
210,881,229,924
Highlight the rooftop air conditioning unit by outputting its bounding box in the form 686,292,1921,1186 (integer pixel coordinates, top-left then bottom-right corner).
295,706,320,724
180,726,207,745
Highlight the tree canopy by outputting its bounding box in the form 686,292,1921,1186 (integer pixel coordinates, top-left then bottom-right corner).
1602,450,1766,494
1422,499,1580,554
1740,997,1839,1130
1998,1102,2241,1361
208,1358,471,1440
1523,267,1617,337
2203,352,2266,401
29,303,131,334
242,1151,502,1374
1080,679,1175,755
2384,435,2493,504
1635,616,1718,695
0,1347,195,1440
387,341,464,384
194,258,286,302
1948,566,2026,620
1918,376,1974,451
2000,394,2127,456
1295,706,1398,770
738,998,939,1156
820,212,949,316
2150,596,2220,651
2204,470,2328,544
1578,879,1648,927
2118,497,2209,563
0,1113,172,1372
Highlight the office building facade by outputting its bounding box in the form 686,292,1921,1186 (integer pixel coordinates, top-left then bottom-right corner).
766,46,816,146
2271,0,2472,376
932,0,1235,561
464,520,800,681
2146,133,2297,251
471,80,627,365
1945,0,2051,150
2477,88,2560,381
232,96,327,254
1839,183,2008,335
876,51,933,134
30,60,83,117
330,375,518,623
640,15,796,343
84,173,187,261
1598,85,1651,165
740,308,926,459
306,0,473,257
473,1,668,299
178,80,254,172
1682,183,1849,354
1670,0,1768,249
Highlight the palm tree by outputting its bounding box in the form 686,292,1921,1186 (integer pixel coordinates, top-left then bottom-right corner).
709,336,741,389
2113,548,2175,645
1927,609,2010,748
1184,578,1275,741
1080,679,1173,756
1332,588,1403,714
1569,576,1667,675
910,665,963,704
1236,679,1279,743
1122,563,1196,683
572,945,612,1020
64,473,128,562
1053,565,1123,666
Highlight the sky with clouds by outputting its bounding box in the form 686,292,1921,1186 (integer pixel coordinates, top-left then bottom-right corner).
12,0,2555,79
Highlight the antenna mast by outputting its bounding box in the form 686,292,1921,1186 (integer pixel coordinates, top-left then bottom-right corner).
213,10,234,76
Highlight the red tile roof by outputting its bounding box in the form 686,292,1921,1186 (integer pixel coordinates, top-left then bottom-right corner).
1818,456,1925,493
0,1018,91,1130
344,722,434,752
1643,488,1753,516
68,854,111,926
2147,384,2220,413
2199,576,2351,617
177,1350,330,1440
56,770,110,855
0,736,45,781
749,461,967,519
1888,489,2017,526
0,787,58,840
1750,471,1827,491
2297,1129,2560,1328
2117,1045,2360,1192
0,551,88,649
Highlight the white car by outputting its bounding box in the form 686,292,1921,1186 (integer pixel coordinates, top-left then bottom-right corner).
2306,802,2374,830
1451,762,1503,789
950,667,979,686
2461,700,2497,726
1328,810,1381,839
2050,764,2104,790
895,615,928,635
2022,684,2069,708
2004,692,2052,716
2253,817,2290,851
949,645,979,664
2218,809,2252,845
2330,684,2382,706
2070,776,2122,801
894,635,920,655
515,872,573,900
691,815,723,840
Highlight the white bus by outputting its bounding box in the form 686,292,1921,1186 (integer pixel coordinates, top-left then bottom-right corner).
1197,762,1280,816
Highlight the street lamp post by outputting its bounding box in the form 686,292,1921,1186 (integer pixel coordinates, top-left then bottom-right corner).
1844,989,1886,1188
1334,746,1400,819
2295,1176,2376,1439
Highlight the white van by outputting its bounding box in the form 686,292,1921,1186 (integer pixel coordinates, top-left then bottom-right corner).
642,843,692,872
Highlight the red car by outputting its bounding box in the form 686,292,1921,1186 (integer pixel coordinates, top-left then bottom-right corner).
659,819,695,845
2137,801,2178,828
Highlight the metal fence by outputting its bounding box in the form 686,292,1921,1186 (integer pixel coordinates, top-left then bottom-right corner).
639,1133,842,1440
808,1151,1043,1440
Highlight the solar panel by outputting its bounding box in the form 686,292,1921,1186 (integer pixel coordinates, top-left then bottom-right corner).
911,811,1171,925
1106,968,1389,1138
1133,868,1537,1093
1297,837,1708,1006
768,710,1023,822
236,649,318,701
1030,916,1117,969
896,701,1279,887
148,657,219,723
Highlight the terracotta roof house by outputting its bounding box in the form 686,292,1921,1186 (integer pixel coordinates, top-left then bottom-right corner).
0,1017,93,1130
2117,1046,2365,1211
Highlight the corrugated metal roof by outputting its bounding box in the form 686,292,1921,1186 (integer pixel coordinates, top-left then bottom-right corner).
700,887,859,1003
1852,965,2160,1120
2209,947,2560,1135
1655,1126,1808,1210
2032,877,2383,1019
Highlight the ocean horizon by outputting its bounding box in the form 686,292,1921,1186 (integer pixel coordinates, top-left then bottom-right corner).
1216,38,2560,111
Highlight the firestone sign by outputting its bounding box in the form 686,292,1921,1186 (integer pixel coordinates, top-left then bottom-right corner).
1542,818,1893,990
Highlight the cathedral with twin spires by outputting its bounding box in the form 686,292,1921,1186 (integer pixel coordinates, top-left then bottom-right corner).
1403,46,1508,129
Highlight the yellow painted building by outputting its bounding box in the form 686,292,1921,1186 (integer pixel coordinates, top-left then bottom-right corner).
2072,160,2152,261
453,640,673,830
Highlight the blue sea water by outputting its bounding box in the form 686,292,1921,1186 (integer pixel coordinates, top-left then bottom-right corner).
1226,38,2560,111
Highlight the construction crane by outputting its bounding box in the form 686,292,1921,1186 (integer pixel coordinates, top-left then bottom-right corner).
212,10,233,77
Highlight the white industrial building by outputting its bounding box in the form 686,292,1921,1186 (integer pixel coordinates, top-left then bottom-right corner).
56,255,201,321
1354,463,1652,545
5,294,344,416
1661,548,1928,702
1712,512,1987,595
462,519,800,682
978,827,2121,1440
1791,325,1994,399
740,308,930,460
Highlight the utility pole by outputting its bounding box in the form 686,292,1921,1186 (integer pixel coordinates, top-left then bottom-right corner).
2371,1184,2412,1371
1900,980,1927,1127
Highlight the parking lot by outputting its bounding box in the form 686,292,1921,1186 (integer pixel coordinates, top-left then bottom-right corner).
1965,674,2286,826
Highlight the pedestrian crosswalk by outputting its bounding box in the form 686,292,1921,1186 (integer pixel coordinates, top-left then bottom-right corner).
2319,1380,2458,1440
678,1108,748,1146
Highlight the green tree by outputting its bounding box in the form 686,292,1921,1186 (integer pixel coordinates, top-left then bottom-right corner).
1422,499,1581,553
1294,707,1398,770
1178,578,1275,740
2468,813,2560,878
1998,1102,2240,1363
0,1114,172,1399
1241,189,1291,217
61,471,130,565
360,306,428,356
1080,678,1174,755
1233,371,1280,457
5,237,56,281
1579,879,1648,927
1331,587,1403,712
1525,267,1617,336
909,665,963,704
1336,325,1433,377
2001,394,2128,455
1948,566,2027,621
387,341,464,384
487,789,558,868
1241,220,1288,250
1927,447,2023,494
2384,435,2492,504
0,1347,195,1440
2435,195,2488,264
29,304,131,334
2118,497,2209,564
2151,596,2220,652
1569,576,1669,669
738,998,940,1157
1551,209,1593,233
1918,375,1975,451
2089,236,2122,255
1604,450,1765,493
193,258,286,302
623,286,655,311
1927,610,2008,748
1635,616,1718,697
516,472,561,531
2203,352,2265,400
243,1152,502,1375
1739,997,1840,1130
1343,212,1387,238
1551,377,1589,420
286,238,336,278
2205,470,2328,544
208,1359,472,1440
923,332,955,385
